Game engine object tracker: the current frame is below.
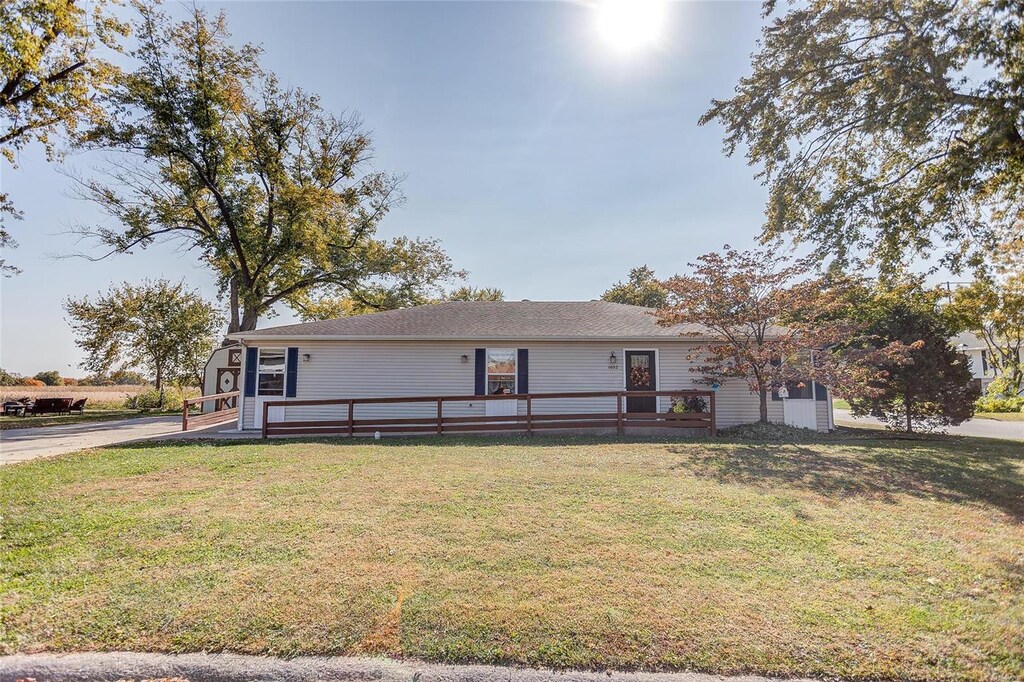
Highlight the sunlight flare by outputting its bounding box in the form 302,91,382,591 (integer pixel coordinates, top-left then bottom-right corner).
593,0,669,53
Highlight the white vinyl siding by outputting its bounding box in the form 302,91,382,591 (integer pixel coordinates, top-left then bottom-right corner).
240,339,803,430
816,390,831,431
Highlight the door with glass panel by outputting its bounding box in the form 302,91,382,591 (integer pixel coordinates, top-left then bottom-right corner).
484,348,518,417
624,350,656,413
253,348,286,428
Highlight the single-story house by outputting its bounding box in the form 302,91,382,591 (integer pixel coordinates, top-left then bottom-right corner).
205,301,834,434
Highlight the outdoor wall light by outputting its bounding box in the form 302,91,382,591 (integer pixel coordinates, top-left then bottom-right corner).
302,353,311,362
609,351,617,364
460,354,469,363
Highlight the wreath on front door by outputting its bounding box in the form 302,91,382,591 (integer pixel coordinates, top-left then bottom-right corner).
629,365,651,388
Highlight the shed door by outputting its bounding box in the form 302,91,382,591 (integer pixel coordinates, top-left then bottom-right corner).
625,351,656,413
783,400,817,430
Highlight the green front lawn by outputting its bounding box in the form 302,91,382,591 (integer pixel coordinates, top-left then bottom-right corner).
975,412,1024,422
1,433,1021,681
830,398,1022,423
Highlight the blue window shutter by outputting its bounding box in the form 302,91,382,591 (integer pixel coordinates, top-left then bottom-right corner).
285,347,299,398
814,382,827,401
771,389,781,401
475,348,486,395
517,349,529,394
243,347,258,397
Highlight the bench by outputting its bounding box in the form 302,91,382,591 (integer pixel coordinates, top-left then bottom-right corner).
26,398,74,415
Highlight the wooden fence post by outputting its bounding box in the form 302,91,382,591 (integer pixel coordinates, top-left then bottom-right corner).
347,400,354,437
616,392,624,435
436,398,443,435
261,402,269,439
709,390,717,437
182,399,189,432
526,395,533,435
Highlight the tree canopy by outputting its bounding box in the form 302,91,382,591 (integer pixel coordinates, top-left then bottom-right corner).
601,266,668,309
65,279,224,392
75,3,460,332
294,283,505,321
1,0,127,275
840,279,979,432
446,286,505,302
658,246,882,423
947,271,1024,394
32,370,62,386
702,0,1024,273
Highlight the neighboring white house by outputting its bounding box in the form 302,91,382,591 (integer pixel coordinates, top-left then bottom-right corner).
204,301,833,433
953,331,996,392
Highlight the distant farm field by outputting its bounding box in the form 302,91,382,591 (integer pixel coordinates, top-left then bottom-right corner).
0,386,157,430
0,385,150,408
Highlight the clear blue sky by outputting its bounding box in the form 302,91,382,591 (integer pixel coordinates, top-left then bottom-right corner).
2,0,775,377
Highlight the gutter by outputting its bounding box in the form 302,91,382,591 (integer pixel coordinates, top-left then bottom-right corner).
226,334,713,343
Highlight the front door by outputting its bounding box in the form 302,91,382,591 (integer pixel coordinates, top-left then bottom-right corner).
254,398,285,429
485,398,518,418
625,350,656,413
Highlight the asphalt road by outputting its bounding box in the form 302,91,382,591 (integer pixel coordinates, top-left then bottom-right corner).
834,409,1024,441
0,415,241,465
0,652,815,682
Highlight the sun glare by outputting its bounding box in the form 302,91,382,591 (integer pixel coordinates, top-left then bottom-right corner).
594,0,669,53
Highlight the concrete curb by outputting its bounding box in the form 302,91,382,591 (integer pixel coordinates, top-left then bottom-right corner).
0,653,814,682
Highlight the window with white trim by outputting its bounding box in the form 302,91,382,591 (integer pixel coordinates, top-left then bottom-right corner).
257,349,286,396
486,348,516,395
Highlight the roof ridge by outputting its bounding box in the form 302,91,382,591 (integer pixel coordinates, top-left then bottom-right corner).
230,300,695,339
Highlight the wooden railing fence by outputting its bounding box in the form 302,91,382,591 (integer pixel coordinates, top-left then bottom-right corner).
259,389,715,439
181,390,239,431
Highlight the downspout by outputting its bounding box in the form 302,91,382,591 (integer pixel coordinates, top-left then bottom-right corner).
236,339,248,432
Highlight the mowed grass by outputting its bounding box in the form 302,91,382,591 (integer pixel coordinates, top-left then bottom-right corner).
1,434,1022,681
976,412,1024,422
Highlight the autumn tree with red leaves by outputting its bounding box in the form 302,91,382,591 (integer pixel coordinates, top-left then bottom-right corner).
657,246,911,424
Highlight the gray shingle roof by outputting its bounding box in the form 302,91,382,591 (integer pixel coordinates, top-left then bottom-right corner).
232,301,708,340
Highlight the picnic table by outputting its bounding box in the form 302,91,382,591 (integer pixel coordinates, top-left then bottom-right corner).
3,402,27,417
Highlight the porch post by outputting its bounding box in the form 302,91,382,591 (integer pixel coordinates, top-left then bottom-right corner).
261,401,269,439
709,390,717,437
526,395,533,435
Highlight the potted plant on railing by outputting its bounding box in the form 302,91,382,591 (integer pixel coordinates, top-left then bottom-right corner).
665,394,709,421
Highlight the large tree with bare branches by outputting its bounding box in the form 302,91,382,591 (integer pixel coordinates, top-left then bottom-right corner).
75,3,460,332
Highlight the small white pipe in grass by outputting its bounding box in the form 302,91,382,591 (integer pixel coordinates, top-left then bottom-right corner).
374,431,381,440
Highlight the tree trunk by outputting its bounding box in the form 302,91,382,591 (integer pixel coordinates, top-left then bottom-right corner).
758,385,769,424
228,277,240,334
155,365,164,409
240,304,259,332
905,399,913,433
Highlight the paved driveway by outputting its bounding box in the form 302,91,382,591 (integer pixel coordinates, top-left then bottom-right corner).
0,416,186,465
835,409,1024,441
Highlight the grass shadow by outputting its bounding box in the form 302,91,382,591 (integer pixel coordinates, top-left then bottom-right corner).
100,428,1024,519
667,435,1024,521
